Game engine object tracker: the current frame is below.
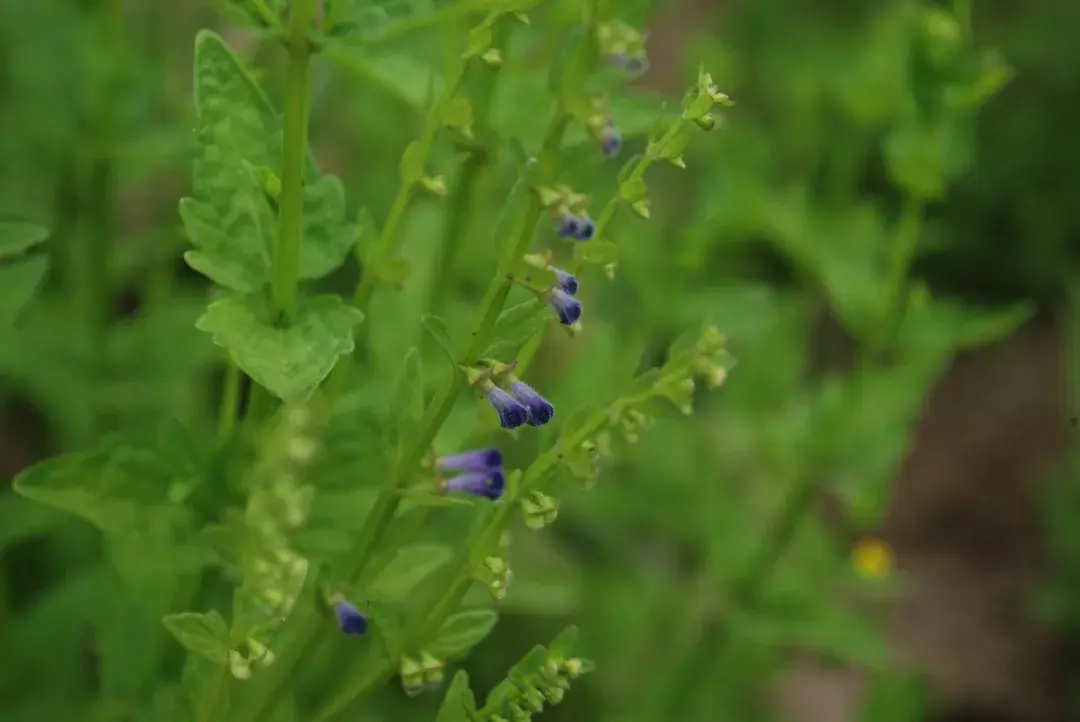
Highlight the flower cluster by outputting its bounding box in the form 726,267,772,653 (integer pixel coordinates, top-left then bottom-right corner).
596,21,649,77
438,447,506,500
682,67,735,132
536,185,595,242
581,96,622,159
477,373,556,430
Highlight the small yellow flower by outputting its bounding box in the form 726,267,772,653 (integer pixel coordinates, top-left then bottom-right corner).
851,537,894,580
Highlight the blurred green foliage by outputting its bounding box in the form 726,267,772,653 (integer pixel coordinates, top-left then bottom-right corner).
0,1,1077,722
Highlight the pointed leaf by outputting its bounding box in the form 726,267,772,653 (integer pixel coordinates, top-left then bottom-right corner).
195,294,364,403
162,610,231,665
421,314,458,367
299,175,356,280
428,609,498,660
436,670,477,722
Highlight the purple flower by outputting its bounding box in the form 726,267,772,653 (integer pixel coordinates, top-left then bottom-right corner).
333,600,368,635
599,123,622,159
552,268,579,296
487,386,529,429
555,212,595,241
445,470,506,500
608,53,649,76
438,448,503,473
509,381,554,426
548,288,583,326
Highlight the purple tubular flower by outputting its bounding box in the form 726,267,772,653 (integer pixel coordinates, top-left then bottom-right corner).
487,387,529,429
577,217,596,240
552,268,579,296
548,288,583,325
599,124,622,159
333,600,368,635
556,213,583,239
510,381,554,426
446,470,506,500
438,448,503,473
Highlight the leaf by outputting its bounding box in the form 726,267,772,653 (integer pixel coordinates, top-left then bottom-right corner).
180,196,270,292
162,610,231,665
421,315,458,367
547,626,579,658
428,609,499,660
436,670,477,722
483,299,549,359
368,544,453,600
12,432,193,534
398,489,474,509
299,175,356,280
195,294,364,403
400,140,426,184
0,255,49,325
575,239,619,265
386,347,424,458
0,221,48,259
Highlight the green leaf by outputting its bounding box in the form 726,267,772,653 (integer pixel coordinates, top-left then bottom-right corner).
436,670,477,722
0,221,49,259
398,489,474,509
400,140,426,184
421,315,458,367
575,239,618,265
483,299,549,359
428,609,498,660
195,294,364,403
180,196,270,292
162,610,231,665
386,347,424,458
547,626,579,658
299,175,356,280
368,544,453,600
12,431,194,534
0,255,49,325
859,671,928,722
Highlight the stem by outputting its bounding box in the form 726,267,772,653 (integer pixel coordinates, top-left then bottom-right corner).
217,362,242,440
323,58,470,400
309,111,571,722
568,118,689,275
270,0,318,322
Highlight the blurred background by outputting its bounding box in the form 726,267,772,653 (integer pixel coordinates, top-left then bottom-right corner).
1,1,1079,722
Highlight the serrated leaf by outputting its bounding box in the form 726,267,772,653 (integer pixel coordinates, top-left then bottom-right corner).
428,609,498,660
299,175,356,280
12,430,194,534
368,544,453,600
0,221,49,259
436,670,477,722
0,255,49,325
162,610,231,665
195,294,364,403
483,299,549,359
180,197,270,292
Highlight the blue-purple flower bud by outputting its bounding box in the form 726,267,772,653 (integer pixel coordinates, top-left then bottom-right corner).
552,268,579,296
599,121,622,158
508,380,554,426
438,448,503,473
333,600,368,635
548,288,583,326
555,212,595,241
487,386,529,429
446,470,506,500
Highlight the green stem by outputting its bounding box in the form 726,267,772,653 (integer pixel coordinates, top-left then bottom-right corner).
270,0,317,322
217,362,242,440
323,58,470,400
568,118,689,275
197,667,227,722
309,111,571,722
